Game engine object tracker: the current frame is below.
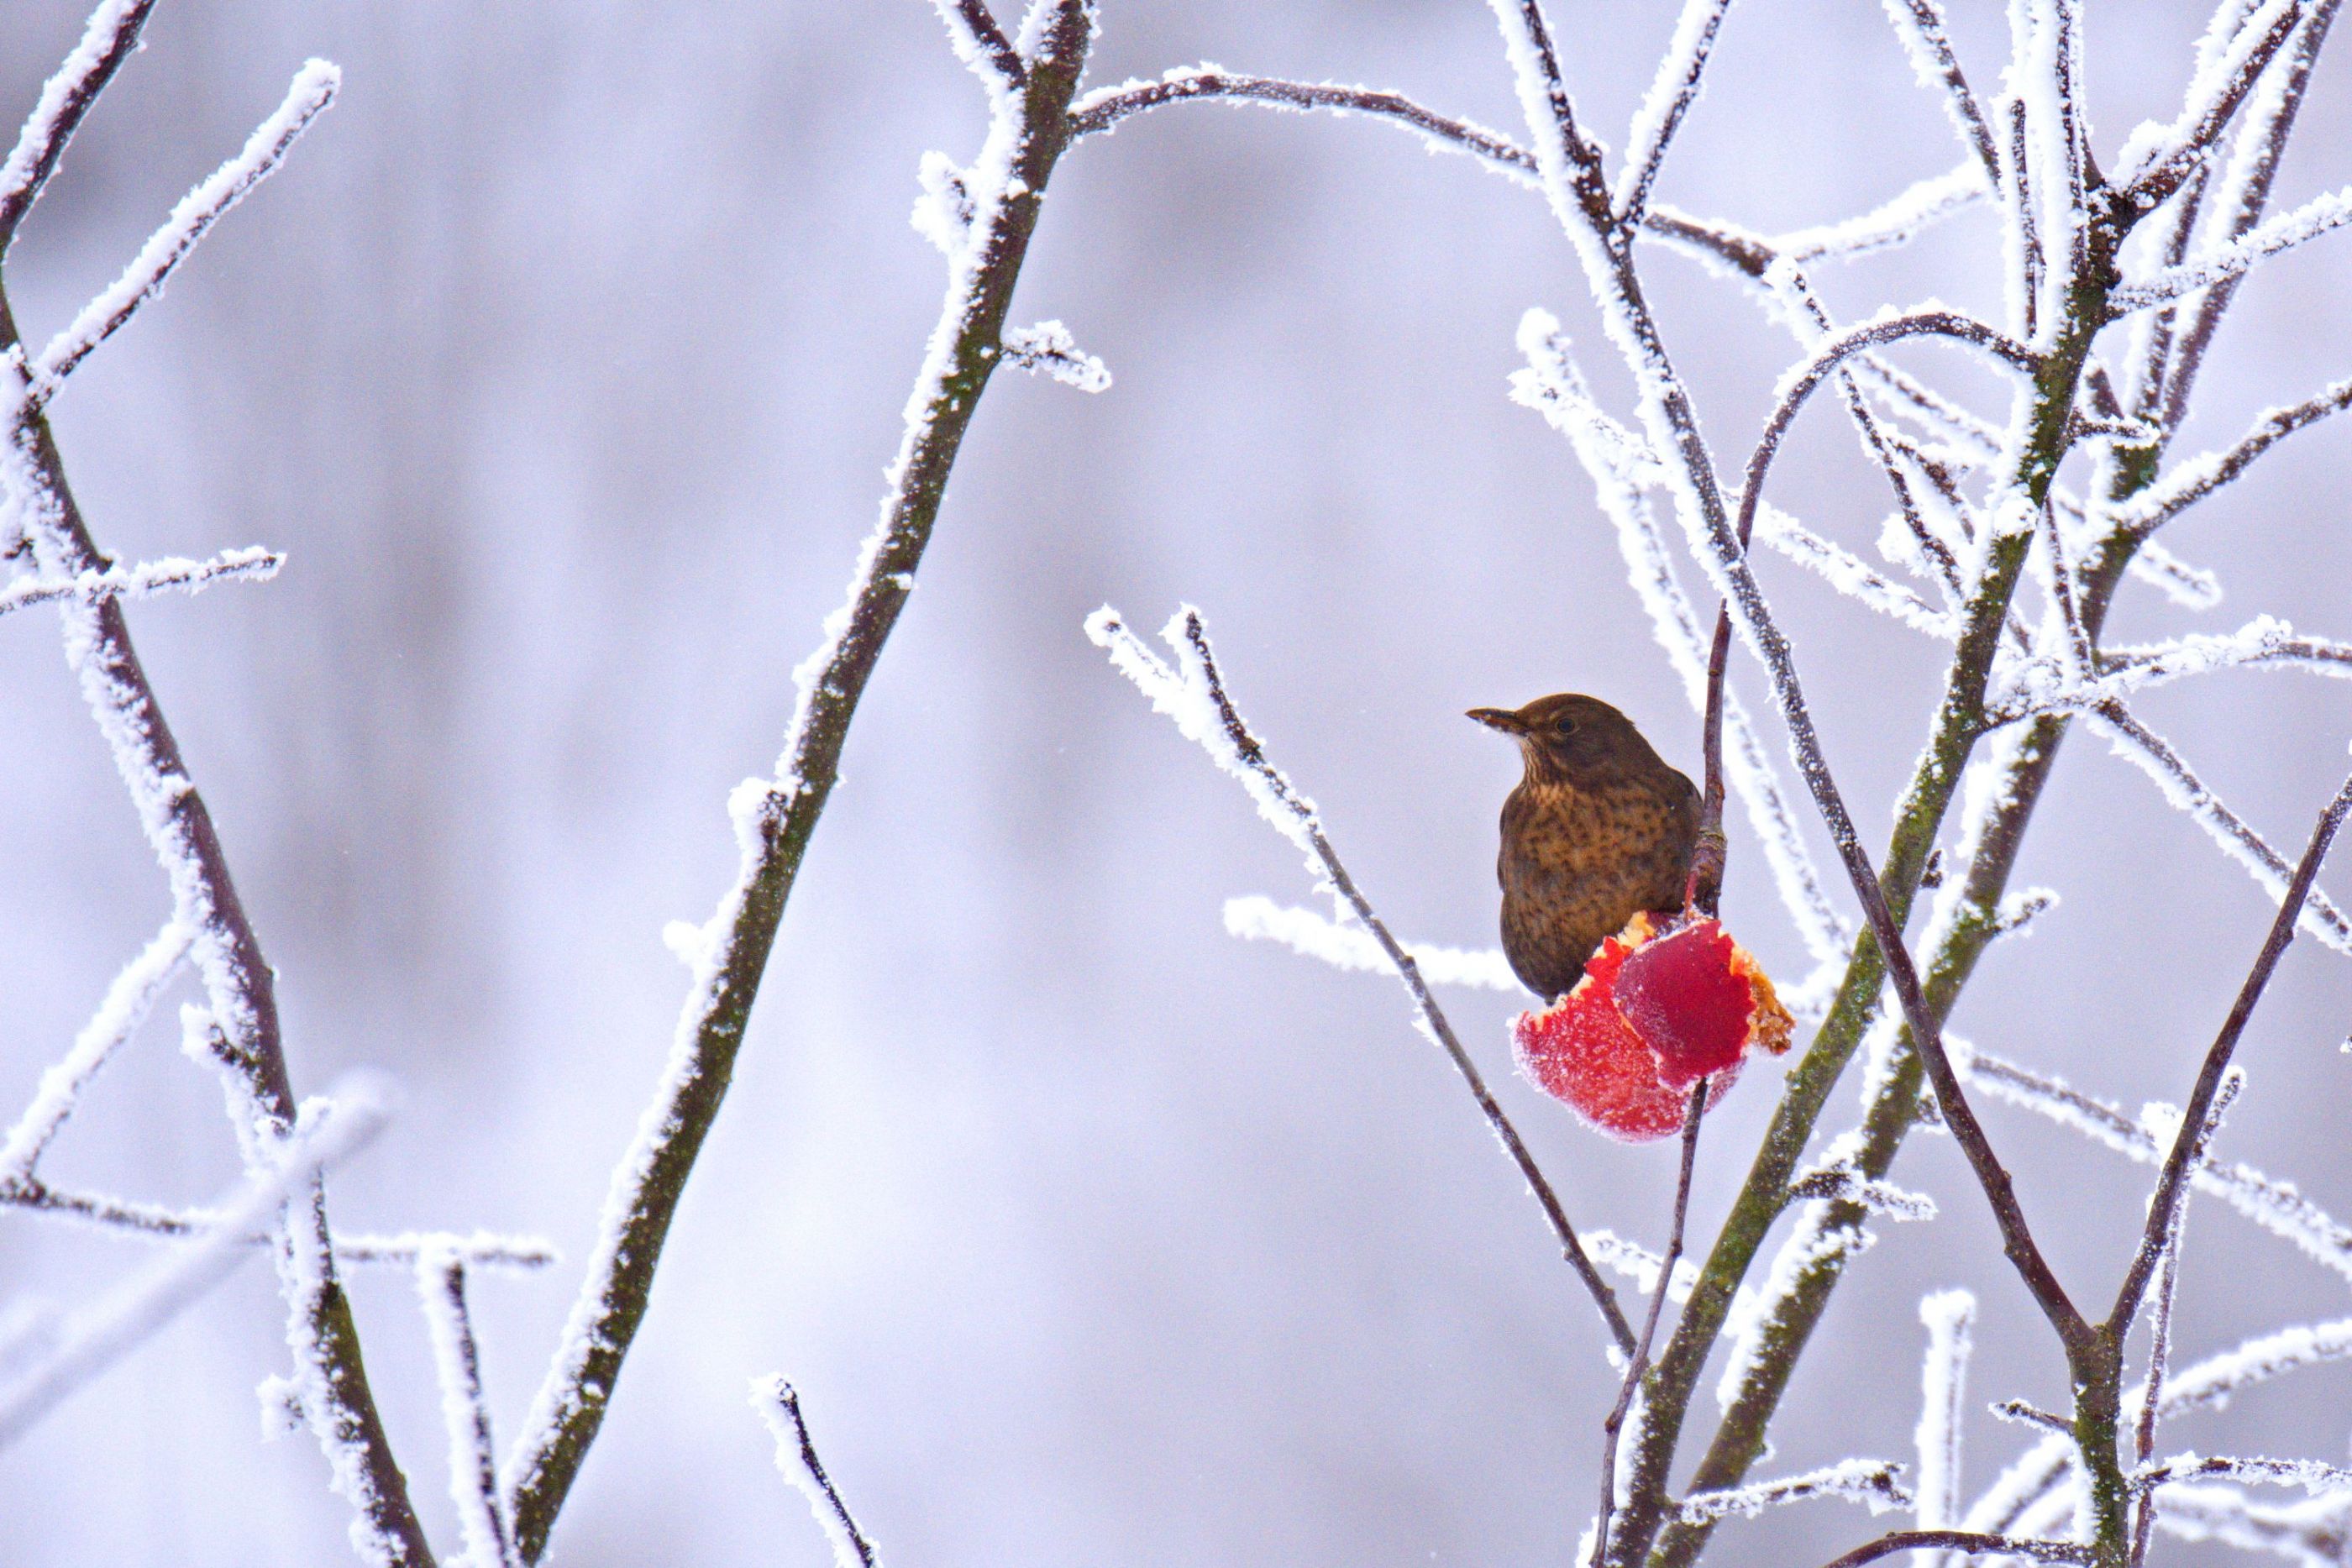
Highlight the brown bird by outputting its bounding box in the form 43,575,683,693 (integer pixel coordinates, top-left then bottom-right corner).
1469,694,1709,1001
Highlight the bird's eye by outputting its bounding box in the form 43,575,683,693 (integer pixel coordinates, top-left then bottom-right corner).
1555,719,1579,736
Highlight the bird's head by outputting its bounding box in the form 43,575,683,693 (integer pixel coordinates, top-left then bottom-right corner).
1467,693,1648,780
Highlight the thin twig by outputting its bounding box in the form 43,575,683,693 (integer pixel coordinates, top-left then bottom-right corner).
1089,606,1636,1353
416,1245,517,1568
1613,0,1735,226
1485,0,1615,223
0,546,282,618
1880,0,2002,180
2118,0,2304,206
0,1182,555,1268
2119,373,2352,537
1677,1459,1912,1523
928,0,1022,89
2108,769,2352,1331
2129,1231,2185,1566
1811,1529,2095,1568
0,0,158,244
2157,0,2341,436
2110,185,2352,315
2135,1454,2352,1495
753,1377,879,1568
0,920,191,1183
1593,1081,1709,1567
1068,68,1536,183
2088,701,2352,952
29,60,339,402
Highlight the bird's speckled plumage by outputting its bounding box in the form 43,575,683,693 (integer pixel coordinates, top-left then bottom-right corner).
1470,694,1704,1001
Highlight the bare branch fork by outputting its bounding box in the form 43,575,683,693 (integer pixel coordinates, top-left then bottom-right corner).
1086,606,1635,1354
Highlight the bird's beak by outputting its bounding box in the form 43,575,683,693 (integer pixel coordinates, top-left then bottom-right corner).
1467,707,1529,736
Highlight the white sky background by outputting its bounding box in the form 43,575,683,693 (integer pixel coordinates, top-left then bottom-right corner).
2,1,2350,1564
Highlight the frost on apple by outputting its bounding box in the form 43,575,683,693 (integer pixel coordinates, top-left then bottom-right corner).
1512,914,1792,1142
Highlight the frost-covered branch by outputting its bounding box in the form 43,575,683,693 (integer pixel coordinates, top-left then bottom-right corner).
1613,0,1735,226
1966,1051,2352,1285
1915,1290,1976,1562
501,10,1098,1557
2153,0,2343,437
753,1378,879,1568
1879,0,2001,178
1771,163,1988,264
0,1079,386,1450
3,1174,556,1271
29,60,339,403
2135,1455,2352,1497
2109,768,2352,1330
0,544,281,618
1067,68,1536,186
1088,606,1635,1353
928,0,1021,90
1220,895,1519,992
0,920,190,1184
417,1245,517,1568
1484,0,1614,225
0,0,156,244
0,20,423,1554
999,319,1110,391
2087,703,2352,953
1594,1082,1709,1568
2116,373,2352,536
1754,506,1957,639
1991,616,2298,721
2113,0,2303,205
2109,185,2352,315
1678,1458,1914,1523
1812,1529,2095,1567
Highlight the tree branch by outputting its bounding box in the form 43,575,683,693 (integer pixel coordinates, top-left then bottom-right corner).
500,15,1096,1554
1593,1082,1709,1566
0,0,157,245
1879,0,2002,181
416,1245,517,1568
753,1378,879,1568
28,60,339,403
1068,68,1537,185
0,545,281,618
928,0,1022,90
2108,768,2352,1329
1613,0,1735,226
1812,1529,2094,1568
1,39,425,1549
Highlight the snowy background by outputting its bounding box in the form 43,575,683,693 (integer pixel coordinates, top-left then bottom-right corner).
3,1,2350,1563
